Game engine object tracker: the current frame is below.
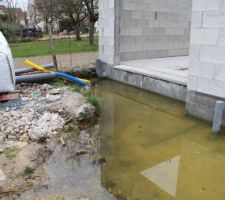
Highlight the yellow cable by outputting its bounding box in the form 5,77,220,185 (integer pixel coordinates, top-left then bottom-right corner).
24,59,91,83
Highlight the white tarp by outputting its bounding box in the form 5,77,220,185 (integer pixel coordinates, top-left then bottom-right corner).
0,31,15,93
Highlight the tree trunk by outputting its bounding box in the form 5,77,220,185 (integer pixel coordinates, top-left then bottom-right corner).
48,23,58,70
89,21,95,45
20,25,23,39
45,19,49,33
75,23,81,41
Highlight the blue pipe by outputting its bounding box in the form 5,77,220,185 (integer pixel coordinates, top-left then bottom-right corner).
54,71,86,86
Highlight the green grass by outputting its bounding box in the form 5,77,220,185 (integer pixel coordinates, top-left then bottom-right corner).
80,67,91,78
4,147,18,159
87,96,100,116
10,37,98,58
22,166,34,176
50,78,81,93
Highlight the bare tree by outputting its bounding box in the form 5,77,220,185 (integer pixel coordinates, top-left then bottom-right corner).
59,0,87,41
1,0,18,22
0,0,28,22
28,0,43,27
33,0,59,68
33,0,59,32
83,0,98,45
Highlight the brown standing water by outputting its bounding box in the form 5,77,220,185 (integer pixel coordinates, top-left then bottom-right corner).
96,80,225,200
20,79,225,200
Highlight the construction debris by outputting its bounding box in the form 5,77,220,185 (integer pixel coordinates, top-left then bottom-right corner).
0,82,100,199
0,83,96,149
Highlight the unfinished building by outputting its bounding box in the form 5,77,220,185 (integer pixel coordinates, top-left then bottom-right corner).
98,0,225,124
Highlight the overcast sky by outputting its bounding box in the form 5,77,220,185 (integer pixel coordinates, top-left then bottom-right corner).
0,0,29,11
18,0,29,11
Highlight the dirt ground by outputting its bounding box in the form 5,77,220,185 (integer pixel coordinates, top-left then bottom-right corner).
14,52,98,70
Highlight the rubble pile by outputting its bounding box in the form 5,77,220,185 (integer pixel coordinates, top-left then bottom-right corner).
0,83,96,145
16,83,52,99
0,81,99,199
0,108,65,142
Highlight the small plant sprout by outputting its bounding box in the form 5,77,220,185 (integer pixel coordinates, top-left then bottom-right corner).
87,96,100,116
22,166,34,176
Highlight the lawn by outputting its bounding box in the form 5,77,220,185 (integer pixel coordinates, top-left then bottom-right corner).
10,37,98,58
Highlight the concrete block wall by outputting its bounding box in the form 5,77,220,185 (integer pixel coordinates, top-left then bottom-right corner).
119,0,192,61
99,0,115,65
188,0,225,98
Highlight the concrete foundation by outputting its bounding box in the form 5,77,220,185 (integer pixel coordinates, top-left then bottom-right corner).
186,91,225,126
97,60,187,102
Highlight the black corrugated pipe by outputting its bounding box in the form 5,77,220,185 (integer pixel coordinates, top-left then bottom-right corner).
16,73,56,84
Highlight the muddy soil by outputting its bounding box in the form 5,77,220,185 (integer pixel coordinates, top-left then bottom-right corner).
0,143,52,198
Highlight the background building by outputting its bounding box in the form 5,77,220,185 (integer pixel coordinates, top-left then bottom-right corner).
28,0,59,32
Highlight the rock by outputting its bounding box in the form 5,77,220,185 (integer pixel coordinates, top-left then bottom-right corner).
20,134,29,142
0,135,5,142
46,94,61,102
8,135,17,140
76,104,96,121
46,87,64,102
0,169,6,181
27,112,34,121
21,97,30,101
41,83,53,91
24,125,29,133
28,127,48,141
75,150,88,156
48,88,62,95
28,112,64,141
91,155,106,165
0,126,5,132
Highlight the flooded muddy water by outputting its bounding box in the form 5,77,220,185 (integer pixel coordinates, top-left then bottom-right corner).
18,79,225,200
96,80,225,200
20,127,115,200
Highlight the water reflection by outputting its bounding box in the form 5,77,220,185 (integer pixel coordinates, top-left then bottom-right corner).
96,80,225,200
21,127,115,200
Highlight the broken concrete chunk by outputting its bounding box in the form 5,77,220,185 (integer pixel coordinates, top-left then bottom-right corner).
46,94,62,102
28,112,64,141
46,88,64,102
